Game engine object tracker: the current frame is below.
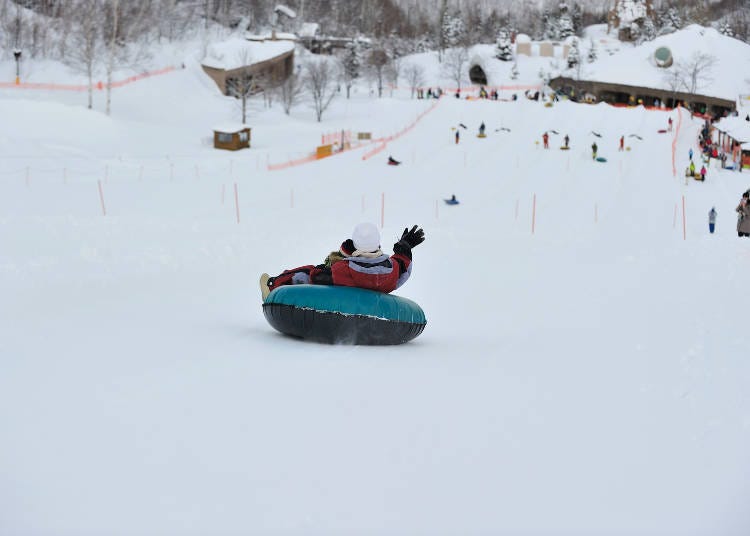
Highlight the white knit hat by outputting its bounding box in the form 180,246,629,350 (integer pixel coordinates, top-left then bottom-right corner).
352,222,380,252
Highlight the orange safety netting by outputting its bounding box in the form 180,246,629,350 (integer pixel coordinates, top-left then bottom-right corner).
0,66,178,91
672,107,683,177
361,99,442,161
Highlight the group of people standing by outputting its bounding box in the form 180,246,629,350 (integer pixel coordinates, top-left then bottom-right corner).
687,147,708,181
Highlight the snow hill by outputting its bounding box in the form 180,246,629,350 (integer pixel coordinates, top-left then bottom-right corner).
1,41,750,536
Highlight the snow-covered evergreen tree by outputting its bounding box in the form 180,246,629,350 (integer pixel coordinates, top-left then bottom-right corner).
659,7,681,34
558,2,575,39
571,3,583,34
719,20,734,38
495,28,513,61
441,9,465,49
341,40,362,99
587,39,597,63
567,38,580,69
640,17,656,43
542,9,557,40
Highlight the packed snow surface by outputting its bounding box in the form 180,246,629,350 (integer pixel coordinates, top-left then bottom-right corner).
1,44,750,536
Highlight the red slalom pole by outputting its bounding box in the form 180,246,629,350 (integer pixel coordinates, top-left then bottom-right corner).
682,195,686,240
234,182,240,224
97,179,107,216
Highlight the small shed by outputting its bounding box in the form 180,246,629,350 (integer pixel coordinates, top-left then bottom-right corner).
213,124,251,151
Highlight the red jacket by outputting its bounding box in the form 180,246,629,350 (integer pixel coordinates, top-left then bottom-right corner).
330,250,412,293
269,241,414,294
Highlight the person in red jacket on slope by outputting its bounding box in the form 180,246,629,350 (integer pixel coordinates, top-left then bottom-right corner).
261,223,425,299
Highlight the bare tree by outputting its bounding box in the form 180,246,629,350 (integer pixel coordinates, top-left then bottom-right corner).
278,71,304,115
366,48,389,98
662,67,684,106
403,62,425,99
385,56,402,97
67,0,103,109
305,58,337,122
676,52,715,95
441,46,469,90
225,49,256,124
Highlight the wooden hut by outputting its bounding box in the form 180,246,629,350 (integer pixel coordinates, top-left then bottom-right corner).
213,125,251,151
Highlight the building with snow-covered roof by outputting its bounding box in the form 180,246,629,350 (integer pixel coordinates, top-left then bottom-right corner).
201,38,294,95
712,115,750,169
213,124,251,151
550,25,750,116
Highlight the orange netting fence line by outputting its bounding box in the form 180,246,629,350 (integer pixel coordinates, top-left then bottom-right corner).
361,98,442,161
321,130,353,146
672,106,683,177
266,138,374,171
0,66,178,91
268,98,442,170
391,84,542,94
267,152,319,171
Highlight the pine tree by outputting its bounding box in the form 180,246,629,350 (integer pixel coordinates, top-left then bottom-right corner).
640,17,656,43
558,2,575,39
719,20,734,38
571,3,583,35
442,9,465,49
567,38,579,69
542,9,557,40
660,7,681,33
495,28,513,61
342,40,361,99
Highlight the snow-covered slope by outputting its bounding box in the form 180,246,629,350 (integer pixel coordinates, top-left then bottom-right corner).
1,42,750,536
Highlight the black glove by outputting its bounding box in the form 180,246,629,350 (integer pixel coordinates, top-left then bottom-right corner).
340,239,355,255
400,225,425,248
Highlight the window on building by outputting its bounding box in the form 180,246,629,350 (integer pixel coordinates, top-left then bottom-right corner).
217,132,233,143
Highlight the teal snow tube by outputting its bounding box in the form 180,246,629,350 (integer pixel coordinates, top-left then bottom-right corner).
262,285,427,345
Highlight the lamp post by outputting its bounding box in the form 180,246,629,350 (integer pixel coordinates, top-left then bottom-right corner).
13,48,21,85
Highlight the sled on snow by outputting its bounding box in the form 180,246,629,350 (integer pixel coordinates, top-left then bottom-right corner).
261,283,426,345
